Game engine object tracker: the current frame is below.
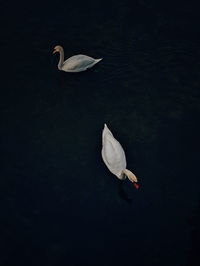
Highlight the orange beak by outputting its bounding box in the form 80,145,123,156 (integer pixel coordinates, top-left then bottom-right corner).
52,49,57,54
133,183,139,189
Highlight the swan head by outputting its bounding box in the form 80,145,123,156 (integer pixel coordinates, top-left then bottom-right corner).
123,169,139,189
53,45,63,54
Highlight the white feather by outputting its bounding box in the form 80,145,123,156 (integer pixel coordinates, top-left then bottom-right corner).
101,124,127,179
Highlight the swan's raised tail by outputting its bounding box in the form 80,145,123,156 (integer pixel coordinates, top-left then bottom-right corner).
87,58,103,70
95,58,103,63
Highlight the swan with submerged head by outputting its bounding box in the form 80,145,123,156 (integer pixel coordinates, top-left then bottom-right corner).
102,124,139,189
53,45,102,73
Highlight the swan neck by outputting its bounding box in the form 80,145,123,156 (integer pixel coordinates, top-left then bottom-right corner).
123,169,137,183
58,47,64,70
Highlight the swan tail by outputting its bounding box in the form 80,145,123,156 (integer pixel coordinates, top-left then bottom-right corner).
86,58,103,70
95,58,103,64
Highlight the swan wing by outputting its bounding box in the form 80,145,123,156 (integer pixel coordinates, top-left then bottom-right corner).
62,54,101,72
102,125,126,177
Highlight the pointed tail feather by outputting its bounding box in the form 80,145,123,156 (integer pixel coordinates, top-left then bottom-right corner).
95,58,103,63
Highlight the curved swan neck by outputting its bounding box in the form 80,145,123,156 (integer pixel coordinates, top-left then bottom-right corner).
58,47,64,70
123,169,137,183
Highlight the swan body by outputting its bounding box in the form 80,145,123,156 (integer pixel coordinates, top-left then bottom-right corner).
53,45,102,72
102,124,139,188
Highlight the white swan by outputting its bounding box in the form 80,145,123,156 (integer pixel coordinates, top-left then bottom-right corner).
53,45,102,72
102,124,139,189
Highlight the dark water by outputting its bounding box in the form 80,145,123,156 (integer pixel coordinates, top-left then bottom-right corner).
1,1,200,265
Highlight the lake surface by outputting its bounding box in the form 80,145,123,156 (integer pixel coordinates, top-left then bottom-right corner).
1,1,200,265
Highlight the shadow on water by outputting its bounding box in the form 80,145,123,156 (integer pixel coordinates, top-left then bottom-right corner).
118,180,132,203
